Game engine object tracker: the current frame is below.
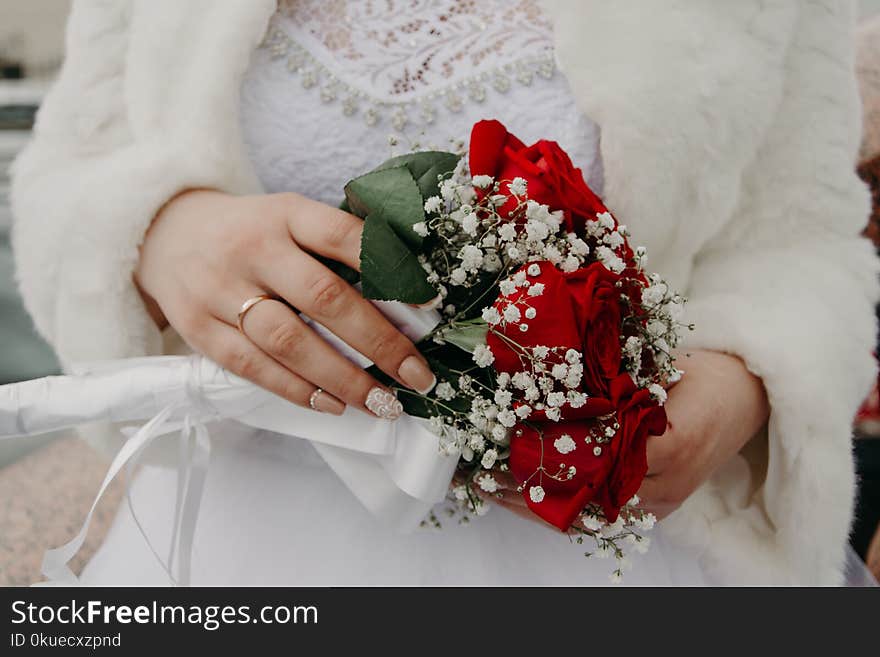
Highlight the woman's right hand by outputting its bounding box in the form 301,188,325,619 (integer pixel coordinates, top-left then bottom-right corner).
134,189,437,419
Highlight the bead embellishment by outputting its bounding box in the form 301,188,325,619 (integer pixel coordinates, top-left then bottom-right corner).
260,23,556,130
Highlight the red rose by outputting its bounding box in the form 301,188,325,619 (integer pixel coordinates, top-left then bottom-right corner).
486,261,624,408
596,374,668,522
509,375,667,531
469,119,607,235
567,263,624,398
509,419,614,532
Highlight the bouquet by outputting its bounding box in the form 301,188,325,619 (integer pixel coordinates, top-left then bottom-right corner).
338,120,689,579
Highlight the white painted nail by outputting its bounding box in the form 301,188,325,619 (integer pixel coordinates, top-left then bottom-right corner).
365,387,403,420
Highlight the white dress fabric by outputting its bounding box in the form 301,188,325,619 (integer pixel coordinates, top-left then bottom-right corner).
80,0,707,586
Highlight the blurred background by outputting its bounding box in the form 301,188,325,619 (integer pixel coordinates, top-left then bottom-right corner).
0,0,879,583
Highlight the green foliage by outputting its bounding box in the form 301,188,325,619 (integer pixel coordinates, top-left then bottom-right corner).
342,151,459,304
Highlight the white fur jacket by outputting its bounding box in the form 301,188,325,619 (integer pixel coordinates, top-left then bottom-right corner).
10,0,879,585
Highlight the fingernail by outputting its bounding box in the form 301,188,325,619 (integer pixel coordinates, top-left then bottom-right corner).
398,355,436,394
312,391,346,416
365,387,403,420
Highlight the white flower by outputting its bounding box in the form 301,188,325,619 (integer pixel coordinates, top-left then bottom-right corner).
641,281,668,306
511,371,533,389
467,433,486,452
494,389,512,406
424,196,442,213
542,244,563,264
668,368,684,384
481,307,501,325
567,391,587,408
597,211,616,230
498,223,517,242
499,279,517,296
461,213,479,235
482,233,497,248
472,343,495,367
546,392,566,408
452,485,469,501
545,407,561,421
496,372,511,387
568,236,590,257
497,409,517,428
553,434,576,455
533,345,550,359
525,220,550,242
525,307,537,319
412,221,429,237
637,513,657,530
648,383,667,404
581,515,603,532
490,194,508,207
509,176,528,196
529,485,546,503
635,537,651,554
478,474,499,493
434,381,456,400
481,448,498,469
565,349,580,364
596,246,625,274
609,571,622,584
440,179,457,201
450,268,467,285
506,245,523,261
527,263,541,277
459,244,484,271
604,230,625,249
527,283,545,297
502,304,521,323
551,363,568,380
491,425,508,441
560,254,580,273
472,174,494,189
515,404,532,419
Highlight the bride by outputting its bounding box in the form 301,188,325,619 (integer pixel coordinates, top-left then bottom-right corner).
9,0,877,585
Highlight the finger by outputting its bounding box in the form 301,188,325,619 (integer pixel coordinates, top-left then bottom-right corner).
635,475,678,520
189,318,345,415
284,195,364,271
239,296,404,420
257,249,437,395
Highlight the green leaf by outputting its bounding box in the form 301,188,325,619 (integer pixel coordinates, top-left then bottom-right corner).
441,319,489,355
370,151,461,200
345,166,435,303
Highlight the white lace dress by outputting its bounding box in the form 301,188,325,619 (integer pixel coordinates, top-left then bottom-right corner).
80,0,708,586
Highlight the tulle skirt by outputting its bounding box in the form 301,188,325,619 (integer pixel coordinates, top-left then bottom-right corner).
81,420,710,586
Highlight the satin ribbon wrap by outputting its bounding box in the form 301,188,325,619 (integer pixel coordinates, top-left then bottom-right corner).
0,304,457,584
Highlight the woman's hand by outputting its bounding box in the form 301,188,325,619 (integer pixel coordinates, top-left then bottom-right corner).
135,189,437,418
638,349,769,518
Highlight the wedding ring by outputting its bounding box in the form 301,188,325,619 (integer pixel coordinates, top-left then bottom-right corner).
236,294,276,334
308,388,324,411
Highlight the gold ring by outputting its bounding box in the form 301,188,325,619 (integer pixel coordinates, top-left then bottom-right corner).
309,388,324,411
237,294,276,334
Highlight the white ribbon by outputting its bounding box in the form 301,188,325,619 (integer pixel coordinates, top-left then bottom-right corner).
0,305,459,585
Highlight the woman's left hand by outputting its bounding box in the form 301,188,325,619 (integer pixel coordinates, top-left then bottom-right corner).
637,349,769,519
